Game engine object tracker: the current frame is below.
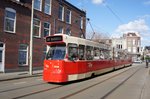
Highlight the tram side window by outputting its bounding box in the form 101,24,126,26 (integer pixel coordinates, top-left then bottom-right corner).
100,49,104,59
79,45,85,60
104,50,109,59
68,43,78,60
86,46,93,60
102,49,110,59
94,47,100,60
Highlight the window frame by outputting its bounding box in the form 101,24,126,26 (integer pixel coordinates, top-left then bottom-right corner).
79,45,85,60
133,47,136,53
66,28,71,35
46,44,66,60
43,22,51,37
33,18,41,38
57,26,63,34
18,44,28,66
44,0,52,15
79,16,83,29
58,5,64,21
68,43,78,60
4,8,16,33
43,46,47,60
34,0,42,11
128,47,131,52
93,47,100,60
86,46,93,60
66,9,71,24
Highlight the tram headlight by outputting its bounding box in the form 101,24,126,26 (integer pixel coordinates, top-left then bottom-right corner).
45,64,49,68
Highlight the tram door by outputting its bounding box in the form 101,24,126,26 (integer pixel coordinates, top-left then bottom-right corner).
0,43,4,72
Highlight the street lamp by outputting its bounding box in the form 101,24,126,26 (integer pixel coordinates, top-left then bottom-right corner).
29,0,34,75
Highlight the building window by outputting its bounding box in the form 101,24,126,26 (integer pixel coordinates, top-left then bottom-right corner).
128,47,131,52
128,40,132,46
133,39,136,45
120,45,122,49
66,9,71,24
137,47,140,53
18,44,28,66
58,5,64,21
33,18,41,38
79,16,83,29
57,26,63,34
43,46,47,60
44,22,50,37
66,28,71,35
34,0,42,11
117,44,119,49
133,47,136,53
138,40,140,46
44,0,51,15
4,8,16,33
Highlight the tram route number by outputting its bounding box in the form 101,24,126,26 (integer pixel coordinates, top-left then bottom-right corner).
46,36,63,42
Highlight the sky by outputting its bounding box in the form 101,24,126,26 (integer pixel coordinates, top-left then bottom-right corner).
66,0,150,47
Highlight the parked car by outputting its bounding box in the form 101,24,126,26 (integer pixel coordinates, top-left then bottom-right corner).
133,59,142,63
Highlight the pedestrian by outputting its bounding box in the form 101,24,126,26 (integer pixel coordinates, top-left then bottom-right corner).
146,59,148,68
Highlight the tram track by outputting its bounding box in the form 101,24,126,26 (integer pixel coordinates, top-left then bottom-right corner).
100,66,141,99
12,85,63,99
0,78,64,99
60,66,141,99
10,66,140,99
0,82,45,93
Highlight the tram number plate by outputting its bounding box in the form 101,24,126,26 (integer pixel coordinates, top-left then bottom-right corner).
88,63,93,68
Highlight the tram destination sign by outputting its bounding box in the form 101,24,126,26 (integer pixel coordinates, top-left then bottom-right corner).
46,36,63,42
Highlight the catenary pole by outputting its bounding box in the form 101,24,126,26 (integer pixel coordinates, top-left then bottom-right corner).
29,0,34,75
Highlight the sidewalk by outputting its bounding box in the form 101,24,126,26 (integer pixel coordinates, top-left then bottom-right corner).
0,70,43,82
142,67,150,99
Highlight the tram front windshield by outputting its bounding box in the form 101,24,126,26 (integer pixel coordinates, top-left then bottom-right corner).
46,44,66,60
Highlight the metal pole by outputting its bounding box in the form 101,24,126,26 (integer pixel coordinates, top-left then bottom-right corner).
29,0,34,75
113,47,115,60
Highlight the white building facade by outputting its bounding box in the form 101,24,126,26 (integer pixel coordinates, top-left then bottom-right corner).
112,32,141,60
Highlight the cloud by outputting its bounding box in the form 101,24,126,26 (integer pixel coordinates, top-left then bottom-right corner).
137,14,150,20
144,0,150,5
115,19,149,33
92,0,104,5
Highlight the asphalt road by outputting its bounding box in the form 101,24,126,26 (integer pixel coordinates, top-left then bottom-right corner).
0,64,149,99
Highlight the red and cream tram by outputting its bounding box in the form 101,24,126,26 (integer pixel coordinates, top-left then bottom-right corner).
43,34,132,83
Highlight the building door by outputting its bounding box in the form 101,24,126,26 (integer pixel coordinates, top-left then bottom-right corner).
0,43,4,72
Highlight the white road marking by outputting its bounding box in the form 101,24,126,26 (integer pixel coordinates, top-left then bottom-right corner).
13,82,26,85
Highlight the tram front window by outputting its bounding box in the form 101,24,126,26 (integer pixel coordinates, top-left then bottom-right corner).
46,44,66,60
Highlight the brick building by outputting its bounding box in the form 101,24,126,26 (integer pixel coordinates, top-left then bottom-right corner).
0,0,86,72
